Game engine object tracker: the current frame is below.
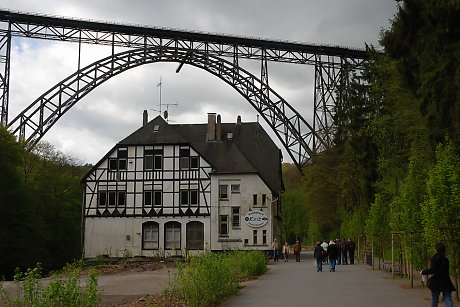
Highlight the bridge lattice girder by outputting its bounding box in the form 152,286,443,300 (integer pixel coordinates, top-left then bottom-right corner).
7,46,327,170
0,9,367,172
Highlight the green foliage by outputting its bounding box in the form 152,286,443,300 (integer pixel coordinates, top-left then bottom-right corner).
172,251,266,307
0,128,89,279
422,141,460,259
0,262,101,307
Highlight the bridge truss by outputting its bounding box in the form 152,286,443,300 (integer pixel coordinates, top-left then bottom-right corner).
0,9,367,171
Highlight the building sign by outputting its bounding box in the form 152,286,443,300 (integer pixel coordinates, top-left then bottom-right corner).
244,210,268,228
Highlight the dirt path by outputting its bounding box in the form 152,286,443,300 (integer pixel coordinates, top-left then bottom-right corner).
91,266,176,306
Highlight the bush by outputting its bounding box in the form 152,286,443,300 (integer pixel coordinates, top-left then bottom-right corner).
172,251,266,307
0,262,101,307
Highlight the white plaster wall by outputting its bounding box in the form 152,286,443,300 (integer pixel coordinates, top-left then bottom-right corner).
84,216,211,258
209,173,273,251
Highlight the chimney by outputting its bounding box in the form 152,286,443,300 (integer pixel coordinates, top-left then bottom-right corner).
216,114,222,141
143,110,148,126
237,115,241,125
207,113,216,141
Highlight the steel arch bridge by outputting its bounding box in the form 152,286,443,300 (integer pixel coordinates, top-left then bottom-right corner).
0,9,367,171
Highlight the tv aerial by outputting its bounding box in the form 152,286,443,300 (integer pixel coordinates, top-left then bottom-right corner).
151,76,179,123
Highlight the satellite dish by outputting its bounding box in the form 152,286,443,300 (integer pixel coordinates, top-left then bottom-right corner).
164,110,168,119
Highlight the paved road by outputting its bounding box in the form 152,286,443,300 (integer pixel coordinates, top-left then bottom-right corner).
221,251,452,307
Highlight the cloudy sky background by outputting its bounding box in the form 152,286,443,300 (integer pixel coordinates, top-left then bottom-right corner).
2,0,397,164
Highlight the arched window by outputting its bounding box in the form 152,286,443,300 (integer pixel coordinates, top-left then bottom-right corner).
165,221,181,250
186,221,204,250
142,221,159,249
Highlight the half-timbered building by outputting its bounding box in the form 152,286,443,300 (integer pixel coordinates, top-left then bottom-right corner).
81,112,283,258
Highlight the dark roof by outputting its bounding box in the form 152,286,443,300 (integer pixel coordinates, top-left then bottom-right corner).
91,115,282,193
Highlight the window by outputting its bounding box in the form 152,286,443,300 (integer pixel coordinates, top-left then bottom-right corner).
98,191,125,207
232,207,240,228
109,159,117,171
144,191,152,207
118,159,127,170
190,190,198,206
262,194,267,206
117,148,127,170
154,191,162,206
144,191,162,207
154,154,162,170
186,222,204,250
219,185,228,200
118,148,128,158
190,157,199,169
180,190,189,206
145,150,154,170
253,194,258,206
165,222,181,250
142,222,159,249
98,191,107,207
117,191,126,207
179,148,190,170
108,191,116,207
219,215,228,235
263,230,267,245
145,149,162,170
231,184,240,193
253,230,258,245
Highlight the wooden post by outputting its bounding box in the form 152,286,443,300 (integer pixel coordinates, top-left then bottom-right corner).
358,236,361,264
410,250,414,288
399,241,403,277
372,235,375,270
382,239,385,271
391,232,395,279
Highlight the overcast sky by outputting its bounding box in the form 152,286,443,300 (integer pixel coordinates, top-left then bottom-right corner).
2,0,398,164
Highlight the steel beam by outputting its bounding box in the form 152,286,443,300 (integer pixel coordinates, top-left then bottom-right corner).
0,24,11,125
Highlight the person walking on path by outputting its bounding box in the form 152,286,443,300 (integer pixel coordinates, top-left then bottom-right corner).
294,240,302,262
321,240,329,264
421,242,456,307
313,241,323,272
338,239,348,265
282,242,290,262
272,238,279,262
348,238,356,264
327,240,339,272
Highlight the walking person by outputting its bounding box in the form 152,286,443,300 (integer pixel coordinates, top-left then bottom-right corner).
282,241,290,262
421,242,456,307
321,240,329,264
348,238,356,264
272,238,279,262
327,240,339,272
294,240,302,262
313,241,323,272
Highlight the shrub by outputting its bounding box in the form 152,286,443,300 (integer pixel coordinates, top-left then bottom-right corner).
172,251,266,307
0,262,101,307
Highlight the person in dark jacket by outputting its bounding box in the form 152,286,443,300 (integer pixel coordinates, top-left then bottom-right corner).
327,240,339,272
348,238,356,264
313,241,324,272
421,242,456,307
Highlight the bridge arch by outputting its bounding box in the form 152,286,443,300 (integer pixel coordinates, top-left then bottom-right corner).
7,46,327,170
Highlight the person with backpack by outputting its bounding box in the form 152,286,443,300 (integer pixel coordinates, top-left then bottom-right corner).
313,241,324,272
339,239,348,265
421,242,456,307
